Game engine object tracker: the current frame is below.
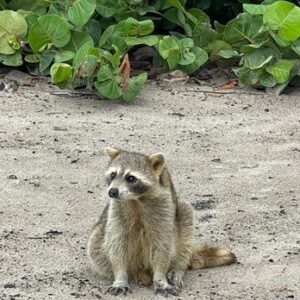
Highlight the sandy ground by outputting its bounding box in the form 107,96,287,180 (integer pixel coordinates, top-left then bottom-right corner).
0,79,299,300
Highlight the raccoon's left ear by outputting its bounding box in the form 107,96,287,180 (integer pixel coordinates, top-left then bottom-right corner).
104,147,120,160
148,153,165,175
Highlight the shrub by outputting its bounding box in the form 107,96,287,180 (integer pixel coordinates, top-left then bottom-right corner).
0,0,299,101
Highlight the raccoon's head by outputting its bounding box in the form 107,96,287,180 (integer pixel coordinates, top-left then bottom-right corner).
103,147,165,200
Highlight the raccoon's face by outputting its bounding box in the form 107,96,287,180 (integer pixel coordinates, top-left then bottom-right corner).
104,147,165,200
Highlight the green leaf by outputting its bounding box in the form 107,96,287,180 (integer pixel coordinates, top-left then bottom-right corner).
224,13,268,49
158,36,180,69
259,71,276,87
240,41,269,53
234,66,260,86
8,35,21,50
292,40,300,56
167,51,180,69
208,40,239,60
125,36,158,46
55,50,75,63
97,65,116,82
242,48,279,70
178,52,195,66
270,31,290,47
218,49,239,59
95,80,122,100
263,1,300,41
39,53,54,73
96,1,118,17
85,19,102,44
158,36,179,59
123,73,147,102
264,1,293,27
0,51,23,66
177,8,186,23
180,47,208,74
63,31,94,53
166,0,185,11
123,18,155,37
214,21,226,35
50,63,73,84
28,14,71,52
187,8,210,25
192,23,217,48
73,41,94,75
178,38,194,50
0,10,27,55
99,25,116,48
95,66,122,100
77,55,98,78
68,0,96,27
25,54,40,63
48,4,68,18
243,4,267,15
8,0,47,14
163,8,184,29
17,9,39,27
265,59,295,83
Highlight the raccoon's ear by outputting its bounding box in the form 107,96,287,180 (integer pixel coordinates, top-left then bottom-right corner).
104,147,120,160
148,153,165,175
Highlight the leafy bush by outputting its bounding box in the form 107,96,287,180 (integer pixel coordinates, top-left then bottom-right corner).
219,0,300,88
0,0,300,100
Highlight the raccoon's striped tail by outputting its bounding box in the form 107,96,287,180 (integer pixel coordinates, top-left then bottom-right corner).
189,244,236,270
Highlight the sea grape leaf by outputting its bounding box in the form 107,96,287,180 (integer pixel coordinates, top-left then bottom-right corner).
123,18,155,37
39,53,54,72
50,63,73,84
125,36,158,47
224,13,268,49
123,73,147,102
55,50,75,63
241,48,279,70
265,59,295,83
28,14,71,52
180,47,208,74
0,10,27,55
158,36,180,69
263,1,300,41
63,31,94,53
0,51,23,66
68,0,96,27
243,4,267,15
259,71,276,87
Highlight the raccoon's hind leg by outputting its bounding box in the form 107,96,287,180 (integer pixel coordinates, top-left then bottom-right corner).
168,201,195,288
87,222,113,280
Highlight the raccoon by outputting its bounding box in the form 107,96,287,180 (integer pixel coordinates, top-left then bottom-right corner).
87,148,236,296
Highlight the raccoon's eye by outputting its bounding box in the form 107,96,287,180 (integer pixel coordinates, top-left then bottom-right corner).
126,175,137,183
110,172,117,180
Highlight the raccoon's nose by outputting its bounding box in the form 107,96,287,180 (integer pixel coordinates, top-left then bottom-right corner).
108,187,119,198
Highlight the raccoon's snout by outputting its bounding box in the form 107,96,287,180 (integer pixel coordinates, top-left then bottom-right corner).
108,187,119,198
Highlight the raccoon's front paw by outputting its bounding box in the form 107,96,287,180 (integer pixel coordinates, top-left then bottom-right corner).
167,270,184,288
154,279,180,297
106,283,132,296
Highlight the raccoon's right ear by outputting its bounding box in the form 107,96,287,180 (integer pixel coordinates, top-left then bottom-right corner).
104,147,120,160
148,153,165,176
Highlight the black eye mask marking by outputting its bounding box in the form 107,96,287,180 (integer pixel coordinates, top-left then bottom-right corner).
125,174,137,183
126,175,149,194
